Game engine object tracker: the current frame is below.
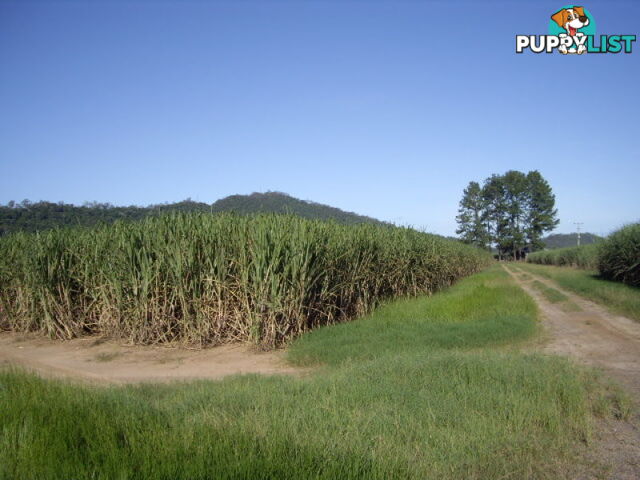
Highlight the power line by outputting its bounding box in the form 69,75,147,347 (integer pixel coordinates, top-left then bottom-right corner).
574,222,584,247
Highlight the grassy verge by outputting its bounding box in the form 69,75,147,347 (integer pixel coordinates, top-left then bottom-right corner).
0,266,627,479
531,280,569,304
287,267,537,367
518,263,640,322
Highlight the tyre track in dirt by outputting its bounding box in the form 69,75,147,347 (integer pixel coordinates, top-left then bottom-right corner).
504,264,640,395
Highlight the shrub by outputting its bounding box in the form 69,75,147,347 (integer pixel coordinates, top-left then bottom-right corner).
598,223,640,287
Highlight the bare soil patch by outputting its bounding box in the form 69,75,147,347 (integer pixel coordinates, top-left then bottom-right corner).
505,264,640,479
0,333,303,384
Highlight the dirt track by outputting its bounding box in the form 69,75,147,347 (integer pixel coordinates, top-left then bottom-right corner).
504,265,640,396
0,334,301,384
504,264,640,479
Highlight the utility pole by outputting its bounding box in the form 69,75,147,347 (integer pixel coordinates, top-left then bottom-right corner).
574,222,583,247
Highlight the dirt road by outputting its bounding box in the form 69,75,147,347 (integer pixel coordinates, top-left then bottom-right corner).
0,334,302,384
504,264,640,479
504,264,640,395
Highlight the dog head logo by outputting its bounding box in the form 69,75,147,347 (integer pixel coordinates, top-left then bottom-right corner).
550,6,593,54
551,6,589,36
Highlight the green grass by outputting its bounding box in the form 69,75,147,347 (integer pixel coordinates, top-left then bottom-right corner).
287,267,537,367
93,352,123,363
531,280,569,304
0,266,628,479
519,263,640,322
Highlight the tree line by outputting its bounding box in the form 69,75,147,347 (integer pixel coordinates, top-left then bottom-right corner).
0,192,383,237
0,199,211,236
456,170,559,259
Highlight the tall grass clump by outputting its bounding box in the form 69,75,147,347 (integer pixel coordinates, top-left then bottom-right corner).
597,223,640,287
0,213,491,347
526,244,599,269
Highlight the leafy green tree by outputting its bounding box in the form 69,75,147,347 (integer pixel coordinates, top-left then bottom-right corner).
455,181,490,249
502,170,529,260
481,174,509,259
458,171,559,260
524,171,559,251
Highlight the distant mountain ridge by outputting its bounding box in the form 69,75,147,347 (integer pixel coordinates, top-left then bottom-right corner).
0,192,384,236
542,233,603,249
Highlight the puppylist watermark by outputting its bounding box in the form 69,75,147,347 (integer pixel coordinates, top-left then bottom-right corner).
516,5,636,54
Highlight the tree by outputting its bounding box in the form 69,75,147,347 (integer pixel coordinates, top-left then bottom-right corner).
481,174,509,259
524,171,559,251
455,181,490,249
502,170,529,260
457,171,559,259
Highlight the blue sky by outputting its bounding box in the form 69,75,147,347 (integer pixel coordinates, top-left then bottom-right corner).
1,0,638,236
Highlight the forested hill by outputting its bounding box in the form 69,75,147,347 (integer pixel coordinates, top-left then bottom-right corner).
0,192,384,236
208,192,385,225
542,233,603,249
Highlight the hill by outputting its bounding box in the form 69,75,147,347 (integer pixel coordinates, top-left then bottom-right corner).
0,192,383,236
542,233,603,249
209,192,383,225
